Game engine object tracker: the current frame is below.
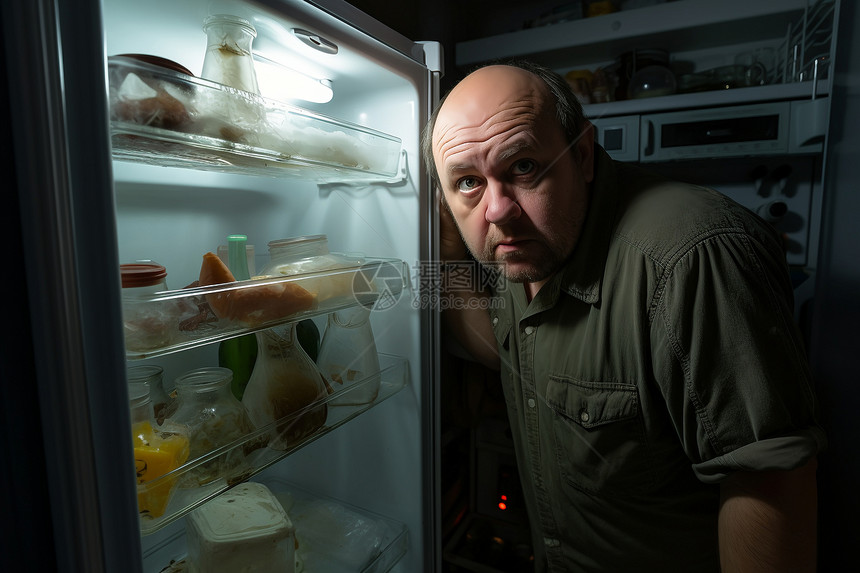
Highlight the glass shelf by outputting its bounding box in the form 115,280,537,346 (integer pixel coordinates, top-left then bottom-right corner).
137,353,410,536
108,56,402,182
123,257,410,359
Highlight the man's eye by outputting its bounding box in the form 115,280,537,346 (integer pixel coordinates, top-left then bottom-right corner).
457,177,479,192
512,159,535,175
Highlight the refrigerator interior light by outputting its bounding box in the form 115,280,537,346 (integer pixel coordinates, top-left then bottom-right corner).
253,54,334,103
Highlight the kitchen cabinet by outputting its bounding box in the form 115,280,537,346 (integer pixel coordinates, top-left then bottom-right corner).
455,0,836,116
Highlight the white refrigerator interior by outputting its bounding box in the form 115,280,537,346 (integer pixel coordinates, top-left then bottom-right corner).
102,0,436,571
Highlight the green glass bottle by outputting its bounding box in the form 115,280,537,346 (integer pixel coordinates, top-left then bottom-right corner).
218,234,258,401
296,318,321,362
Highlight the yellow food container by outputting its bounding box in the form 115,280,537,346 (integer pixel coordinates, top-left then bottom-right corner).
129,383,190,518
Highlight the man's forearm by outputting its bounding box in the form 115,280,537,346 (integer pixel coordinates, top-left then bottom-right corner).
718,458,818,572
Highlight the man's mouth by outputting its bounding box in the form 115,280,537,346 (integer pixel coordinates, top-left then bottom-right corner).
495,239,529,255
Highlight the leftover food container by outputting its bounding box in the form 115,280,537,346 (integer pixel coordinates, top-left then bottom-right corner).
185,482,296,573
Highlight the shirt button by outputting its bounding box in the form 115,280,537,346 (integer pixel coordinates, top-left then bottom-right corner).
524,326,534,335
579,410,590,423
527,398,536,408
492,316,499,325
544,537,560,548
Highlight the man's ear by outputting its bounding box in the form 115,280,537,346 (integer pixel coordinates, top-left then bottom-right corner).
575,121,595,184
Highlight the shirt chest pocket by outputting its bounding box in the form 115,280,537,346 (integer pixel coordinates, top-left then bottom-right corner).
544,375,656,495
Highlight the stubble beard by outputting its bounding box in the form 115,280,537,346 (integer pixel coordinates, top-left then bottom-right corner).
470,227,573,284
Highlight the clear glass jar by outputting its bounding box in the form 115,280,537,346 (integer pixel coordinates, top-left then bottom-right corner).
121,262,176,352
242,324,329,451
127,364,172,425
260,235,363,305
317,307,381,406
129,381,189,519
169,366,258,486
200,14,260,95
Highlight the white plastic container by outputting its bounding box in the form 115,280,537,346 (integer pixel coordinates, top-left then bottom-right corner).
185,482,296,573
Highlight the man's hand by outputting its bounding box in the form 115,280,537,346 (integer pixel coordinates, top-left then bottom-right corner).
435,189,500,370
437,189,468,262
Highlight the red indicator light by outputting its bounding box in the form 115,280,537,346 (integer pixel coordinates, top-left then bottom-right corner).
501,495,508,501
498,502,507,510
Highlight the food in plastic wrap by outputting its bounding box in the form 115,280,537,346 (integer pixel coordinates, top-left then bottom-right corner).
275,489,394,572
110,56,194,130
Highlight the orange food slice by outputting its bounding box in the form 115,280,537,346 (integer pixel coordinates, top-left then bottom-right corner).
198,252,315,326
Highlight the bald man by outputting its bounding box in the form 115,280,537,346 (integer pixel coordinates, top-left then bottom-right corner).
423,62,824,572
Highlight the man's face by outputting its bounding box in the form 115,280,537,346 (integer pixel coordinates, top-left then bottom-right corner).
432,66,594,286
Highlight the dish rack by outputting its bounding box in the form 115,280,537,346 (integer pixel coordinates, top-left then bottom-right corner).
775,0,836,87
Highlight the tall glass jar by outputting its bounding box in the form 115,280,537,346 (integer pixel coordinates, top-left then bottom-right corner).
129,381,189,519
242,323,329,451
200,14,260,95
317,306,381,406
169,367,258,487
127,364,173,425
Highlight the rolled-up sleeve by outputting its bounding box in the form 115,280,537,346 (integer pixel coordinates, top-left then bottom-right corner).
650,227,826,482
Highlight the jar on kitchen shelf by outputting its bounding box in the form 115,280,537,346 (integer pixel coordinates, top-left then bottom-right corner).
127,364,173,425
169,366,260,487
129,381,190,519
242,322,330,451
200,14,260,95
121,262,178,353
317,306,381,406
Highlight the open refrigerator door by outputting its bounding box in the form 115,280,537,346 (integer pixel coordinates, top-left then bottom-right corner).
2,0,442,571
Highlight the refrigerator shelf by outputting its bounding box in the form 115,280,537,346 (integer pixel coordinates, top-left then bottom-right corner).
123,257,411,359
137,353,410,536
147,478,408,573
108,56,402,182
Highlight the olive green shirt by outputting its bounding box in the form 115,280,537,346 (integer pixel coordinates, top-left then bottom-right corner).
489,147,826,572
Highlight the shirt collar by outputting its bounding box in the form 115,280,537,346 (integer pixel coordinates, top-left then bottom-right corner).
557,145,619,304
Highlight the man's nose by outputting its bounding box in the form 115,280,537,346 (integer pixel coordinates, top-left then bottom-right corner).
484,181,521,226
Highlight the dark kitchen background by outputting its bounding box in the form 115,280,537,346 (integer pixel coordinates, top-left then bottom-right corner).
347,1,860,571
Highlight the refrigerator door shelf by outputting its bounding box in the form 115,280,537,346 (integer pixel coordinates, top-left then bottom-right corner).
108,57,403,182
147,478,408,573
123,257,410,360
137,353,410,536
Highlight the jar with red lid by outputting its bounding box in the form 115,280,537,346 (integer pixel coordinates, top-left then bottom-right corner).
121,262,176,352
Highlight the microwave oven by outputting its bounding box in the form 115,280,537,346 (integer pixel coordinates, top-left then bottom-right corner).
591,99,827,163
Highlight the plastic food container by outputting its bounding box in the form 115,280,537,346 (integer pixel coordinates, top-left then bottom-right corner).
185,482,296,573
